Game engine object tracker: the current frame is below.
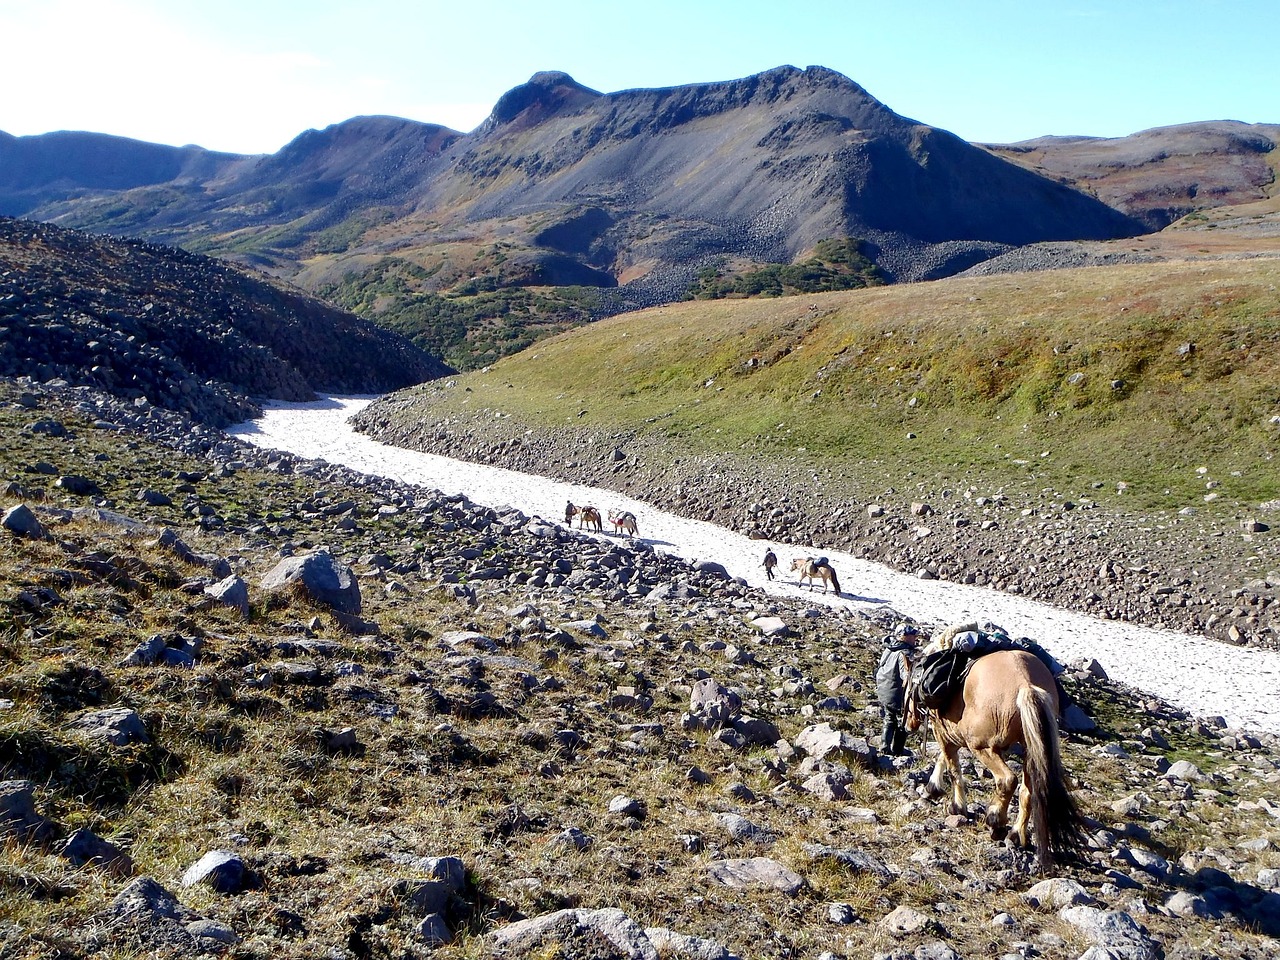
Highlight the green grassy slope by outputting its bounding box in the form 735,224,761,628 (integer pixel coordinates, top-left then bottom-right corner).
419,258,1280,513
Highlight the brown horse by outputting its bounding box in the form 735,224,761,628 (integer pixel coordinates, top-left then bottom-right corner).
789,556,841,595
905,646,1084,872
577,505,603,532
608,509,638,536
565,502,603,532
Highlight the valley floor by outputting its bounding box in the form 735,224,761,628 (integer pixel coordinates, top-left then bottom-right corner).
352,391,1280,653
239,397,1280,736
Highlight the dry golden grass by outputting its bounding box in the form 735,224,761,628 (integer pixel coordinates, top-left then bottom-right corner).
3,383,1280,959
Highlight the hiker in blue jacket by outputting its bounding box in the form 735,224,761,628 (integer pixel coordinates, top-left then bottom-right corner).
875,622,920,756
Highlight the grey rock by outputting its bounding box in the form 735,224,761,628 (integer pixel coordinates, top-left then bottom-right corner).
713,813,773,845
0,779,56,845
644,926,741,960
440,630,498,652
1062,703,1097,732
802,843,893,879
802,771,853,801
608,795,644,818
1058,906,1160,960
59,827,134,876
204,575,250,617
689,678,740,723
109,876,195,923
549,826,594,850
705,857,804,896
750,616,788,636
2,503,45,539
1165,759,1203,780
120,633,170,667
878,904,934,935
1023,877,1096,908
70,707,149,746
828,902,857,924
487,907,659,959
692,559,729,578
794,722,876,768
154,528,232,577
414,912,452,946
1164,890,1217,919
185,918,239,945
402,879,451,916
56,475,101,496
260,548,361,613
181,849,248,893
731,715,780,746
1115,846,1171,881
560,619,608,639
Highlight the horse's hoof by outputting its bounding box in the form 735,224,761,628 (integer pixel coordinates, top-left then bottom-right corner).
946,801,966,817
990,824,1010,843
922,781,944,800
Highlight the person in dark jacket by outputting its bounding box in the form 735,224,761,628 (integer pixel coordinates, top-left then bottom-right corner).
875,622,920,756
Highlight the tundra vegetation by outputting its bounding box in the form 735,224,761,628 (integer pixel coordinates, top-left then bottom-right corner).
2,376,1279,960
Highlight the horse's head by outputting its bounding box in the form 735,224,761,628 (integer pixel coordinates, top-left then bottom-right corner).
789,557,807,572
903,666,929,732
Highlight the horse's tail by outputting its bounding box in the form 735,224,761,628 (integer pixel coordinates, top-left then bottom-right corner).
827,566,841,596
1018,685,1085,871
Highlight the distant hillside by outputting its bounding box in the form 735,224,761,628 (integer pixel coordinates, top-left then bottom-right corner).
353,256,1280,643
1,66,1150,367
984,120,1280,230
0,129,252,216
0,217,452,425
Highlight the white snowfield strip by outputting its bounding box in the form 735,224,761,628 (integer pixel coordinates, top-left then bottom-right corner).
228,396,1280,735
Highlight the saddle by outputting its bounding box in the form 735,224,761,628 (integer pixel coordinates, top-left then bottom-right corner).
913,647,973,710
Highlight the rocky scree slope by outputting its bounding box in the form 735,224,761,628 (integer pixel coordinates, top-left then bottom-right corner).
3,378,1280,960
0,216,452,426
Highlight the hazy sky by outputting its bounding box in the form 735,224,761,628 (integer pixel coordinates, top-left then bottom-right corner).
3,0,1275,155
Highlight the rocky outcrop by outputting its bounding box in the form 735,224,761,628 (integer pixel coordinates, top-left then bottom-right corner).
0,217,452,425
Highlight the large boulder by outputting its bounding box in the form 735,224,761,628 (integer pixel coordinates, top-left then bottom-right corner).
2,503,45,539
260,549,361,613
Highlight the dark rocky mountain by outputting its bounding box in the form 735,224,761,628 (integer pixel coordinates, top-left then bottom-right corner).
0,216,452,426
3,67,1141,290
984,120,1280,231
5,67,1275,366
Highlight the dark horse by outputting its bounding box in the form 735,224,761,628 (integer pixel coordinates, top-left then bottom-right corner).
789,556,841,595
905,644,1085,872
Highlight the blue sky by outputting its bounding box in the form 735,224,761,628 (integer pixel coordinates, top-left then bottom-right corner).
2,0,1275,154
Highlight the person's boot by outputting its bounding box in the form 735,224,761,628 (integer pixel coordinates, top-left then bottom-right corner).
892,728,908,757
879,718,896,755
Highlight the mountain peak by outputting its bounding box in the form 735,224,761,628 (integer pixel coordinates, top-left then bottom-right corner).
484,71,602,130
